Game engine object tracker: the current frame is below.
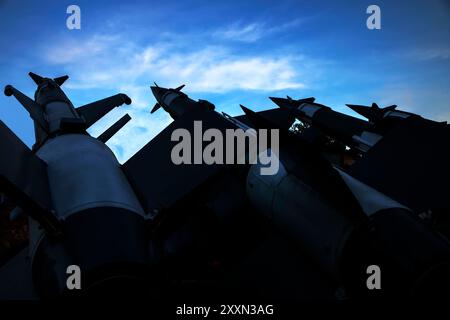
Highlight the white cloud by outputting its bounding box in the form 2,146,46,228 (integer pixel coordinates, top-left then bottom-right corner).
44,33,306,93
45,35,122,64
149,48,305,92
213,22,265,42
212,19,306,43
406,47,450,61
42,31,309,162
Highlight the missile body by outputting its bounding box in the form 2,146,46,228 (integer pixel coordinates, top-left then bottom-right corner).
345,102,445,130
242,106,450,296
246,142,450,296
271,97,385,152
3,73,151,297
2,75,449,300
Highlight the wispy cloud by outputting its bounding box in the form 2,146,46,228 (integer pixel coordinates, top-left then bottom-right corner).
213,22,265,42
46,35,123,64
153,48,305,92
212,18,306,43
44,35,306,93
41,30,310,162
405,47,450,61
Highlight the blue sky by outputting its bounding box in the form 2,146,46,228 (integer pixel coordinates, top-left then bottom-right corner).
0,0,449,162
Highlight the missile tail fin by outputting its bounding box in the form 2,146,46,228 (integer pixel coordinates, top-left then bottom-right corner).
384,104,397,111
174,84,185,92
53,75,69,86
97,113,131,143
346,103,397,122
297,97,316,103
240,104,282,130
4,85,48,132
76,93,132,128
237,105,295,130
346,104,376,121
28,72,44,85
0,121,61,236
270,96,316,109
151,103,161,114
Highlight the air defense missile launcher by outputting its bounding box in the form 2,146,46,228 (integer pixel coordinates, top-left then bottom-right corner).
1,74,449,303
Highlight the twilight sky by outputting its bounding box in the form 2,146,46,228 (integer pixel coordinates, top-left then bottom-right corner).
0,0,449,162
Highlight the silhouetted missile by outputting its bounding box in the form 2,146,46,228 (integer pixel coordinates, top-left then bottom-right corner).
3,73,149,297
345,102,449,133
5,73,132,147
271,96,316,107
150,83,214,119
270,96,382,152
346,103,396,123
242,104,370,283
243,105,450,295
240,104,365,219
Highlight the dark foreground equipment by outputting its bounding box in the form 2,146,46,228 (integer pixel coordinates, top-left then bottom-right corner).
0,77,449,301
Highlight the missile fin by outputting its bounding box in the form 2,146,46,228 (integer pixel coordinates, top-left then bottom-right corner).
76,93,132,128
151,103,161,114
384,104,397,111
346,103,397,122
4,85,48,132
270,96,316,109
28,72,44,85
97,113,131,143
239,104,278,130
269,97,292,109
174,84,185,92
0,121,61,236
53,75,69,86
297,97,316,103
238,105,295,130
346,104,378,121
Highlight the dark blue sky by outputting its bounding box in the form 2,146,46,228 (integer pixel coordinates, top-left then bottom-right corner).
1,0,449,161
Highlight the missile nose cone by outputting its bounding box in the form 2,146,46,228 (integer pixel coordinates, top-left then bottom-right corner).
150,86,168,101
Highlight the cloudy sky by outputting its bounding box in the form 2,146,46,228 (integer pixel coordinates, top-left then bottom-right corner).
0,0,449,162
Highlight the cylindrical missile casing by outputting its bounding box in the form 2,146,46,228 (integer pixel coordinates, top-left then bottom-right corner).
338,169,450,295
44,101,80,133
368,207,450,296
247,156,450,296
246,158,355,279
29,134,150,297
295,102,382,151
